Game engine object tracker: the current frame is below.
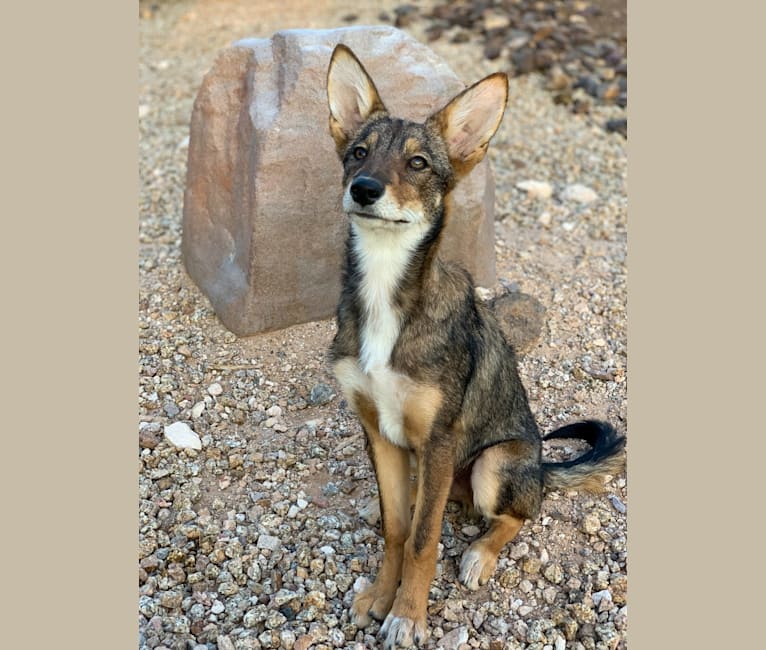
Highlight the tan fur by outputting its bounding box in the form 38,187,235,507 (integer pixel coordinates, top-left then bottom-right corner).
470,446,506,518
544,454,624,494
459,514,524,590
383,443,453,635
351,393,412,626
402,384,442,449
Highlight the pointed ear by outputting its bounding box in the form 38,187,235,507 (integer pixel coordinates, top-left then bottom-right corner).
427,72,508,177
326,44,387,155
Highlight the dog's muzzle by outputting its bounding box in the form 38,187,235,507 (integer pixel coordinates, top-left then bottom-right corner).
350,176,384,207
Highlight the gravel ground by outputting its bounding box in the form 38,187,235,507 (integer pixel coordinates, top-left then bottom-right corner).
139,1,627,649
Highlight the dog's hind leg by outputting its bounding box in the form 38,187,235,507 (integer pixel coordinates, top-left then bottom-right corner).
459,440,543,590
459,513,524,590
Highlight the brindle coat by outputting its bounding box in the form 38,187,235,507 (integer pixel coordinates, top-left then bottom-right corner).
326,44,625,649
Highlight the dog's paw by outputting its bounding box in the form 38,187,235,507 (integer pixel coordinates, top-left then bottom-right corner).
351,581,396,628
459,544,497,591
380,614,428,649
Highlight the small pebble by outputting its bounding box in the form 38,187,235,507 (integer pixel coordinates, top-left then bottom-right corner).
309,383,335,406
437,626,469,649
517,179,553,200
266,404,282,417
207,382,223,396
256,534,281,551
191,401,205,418
510,542,529,560
582,513,602,534
609,495,627,513
461,525,481,537
560,184,599,204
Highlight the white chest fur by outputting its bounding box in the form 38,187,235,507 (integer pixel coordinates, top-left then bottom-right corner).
333,357,416,448
333,221,429,447
352,222,417,373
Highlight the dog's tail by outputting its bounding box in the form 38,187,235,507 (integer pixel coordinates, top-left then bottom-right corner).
541,420,626,493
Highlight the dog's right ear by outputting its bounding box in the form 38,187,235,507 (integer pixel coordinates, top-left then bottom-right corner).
327,45,387,156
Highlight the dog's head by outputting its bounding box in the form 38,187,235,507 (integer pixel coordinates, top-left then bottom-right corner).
326,44,508,233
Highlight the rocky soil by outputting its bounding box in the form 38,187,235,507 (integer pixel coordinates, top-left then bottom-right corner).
139,1,627,649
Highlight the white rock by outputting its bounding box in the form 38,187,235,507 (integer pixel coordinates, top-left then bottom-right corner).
593,589,613,612
191,401,206,419
437,626,468,649
461,525,481,537
263,417,277,428
592,589,613,606
163,422,202,450
266,404,282,417
510,542,529,559
207,382,223,396
517,179,553,200
519,579,534,593
484,13,511,32
256,534,281,551
543,586,557,604
555,637,566,650
560,183,598,203
475,286,494,302
353,576,370,593
358,498,381,527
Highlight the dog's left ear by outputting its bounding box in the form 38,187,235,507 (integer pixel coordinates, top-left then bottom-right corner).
327,44,388,156
427,73,508,177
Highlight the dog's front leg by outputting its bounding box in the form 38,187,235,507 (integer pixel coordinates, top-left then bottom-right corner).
351,394,412,628
380,437,454,649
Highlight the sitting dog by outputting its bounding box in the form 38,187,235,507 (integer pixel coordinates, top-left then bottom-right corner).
325,44,625,648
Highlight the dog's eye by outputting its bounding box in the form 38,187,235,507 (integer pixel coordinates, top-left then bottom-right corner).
353,146,367,160
408,155,428,171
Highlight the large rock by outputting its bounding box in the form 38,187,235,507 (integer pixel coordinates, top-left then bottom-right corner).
182,25,497,335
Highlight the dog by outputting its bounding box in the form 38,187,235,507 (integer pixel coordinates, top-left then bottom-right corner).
325,44,626,648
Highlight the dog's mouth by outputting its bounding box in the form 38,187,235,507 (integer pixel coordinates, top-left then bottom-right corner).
349,211,410,225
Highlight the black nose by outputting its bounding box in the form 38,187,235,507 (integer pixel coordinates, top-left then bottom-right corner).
350,176,384,207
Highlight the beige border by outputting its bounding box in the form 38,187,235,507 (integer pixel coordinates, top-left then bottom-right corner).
4,2,137,648
629,1,761,648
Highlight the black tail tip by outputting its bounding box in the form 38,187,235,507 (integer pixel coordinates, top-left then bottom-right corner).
543,419,625,461
543,419,621,444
